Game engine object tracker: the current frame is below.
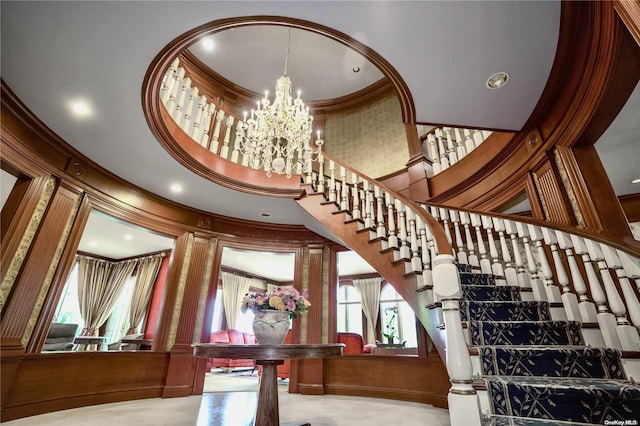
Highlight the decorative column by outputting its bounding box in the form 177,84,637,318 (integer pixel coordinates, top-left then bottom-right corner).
162,235,217,398
1,180,83,354
297,245,326,395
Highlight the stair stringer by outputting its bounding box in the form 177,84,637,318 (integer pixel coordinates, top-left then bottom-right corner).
296,188,454,360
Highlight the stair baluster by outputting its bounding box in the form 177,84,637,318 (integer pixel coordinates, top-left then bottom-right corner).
481,216,506,285
470,213,491,275
493,218,517,286
460,212,479,269
542,228,581,321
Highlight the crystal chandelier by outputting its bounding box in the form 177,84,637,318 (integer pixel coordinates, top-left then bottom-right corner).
238,28,323,178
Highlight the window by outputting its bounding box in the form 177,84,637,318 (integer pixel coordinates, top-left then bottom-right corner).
103,275,136,344
53,262,84,332
337,284,363,335
379,284,418,347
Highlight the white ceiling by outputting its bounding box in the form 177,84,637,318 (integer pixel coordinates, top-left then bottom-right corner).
189,26,384,102
1,1,637,266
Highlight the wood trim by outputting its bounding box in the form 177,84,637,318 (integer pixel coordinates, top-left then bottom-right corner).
0,352,169,422
306,245,324,344
157,104,306,198
532,158,577,226
556,144,632,237
615,0,640,46
152,232,191,352
323,354,449,408
174,237,210,345
26,194,92,353
1,184,82,354
620,193,640,222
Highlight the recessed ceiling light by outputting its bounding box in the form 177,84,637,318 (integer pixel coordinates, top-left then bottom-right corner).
124,234,133,241
632,178,640,184
201,38,215,52
69,100,92,117
352,66,361,73
486,72,509,89
169,183,183,193
89,241,98,247
261,212,270,217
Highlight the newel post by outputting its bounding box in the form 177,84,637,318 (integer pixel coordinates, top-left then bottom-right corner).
433,254,481,426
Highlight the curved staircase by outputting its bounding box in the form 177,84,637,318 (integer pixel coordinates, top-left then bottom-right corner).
156,61,640,425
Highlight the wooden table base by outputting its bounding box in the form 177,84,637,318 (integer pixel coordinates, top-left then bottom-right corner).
255,360,283,426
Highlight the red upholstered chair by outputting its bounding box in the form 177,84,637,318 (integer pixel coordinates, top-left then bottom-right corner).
206,329,256,372
337,332,366,355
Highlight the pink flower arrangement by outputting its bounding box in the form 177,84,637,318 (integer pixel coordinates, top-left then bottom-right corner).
241,286,311,319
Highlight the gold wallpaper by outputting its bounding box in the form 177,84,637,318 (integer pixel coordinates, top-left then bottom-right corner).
300,246,309,344
192,237,217,343
324,96,409,178
554,150,585,226
167,233,194,350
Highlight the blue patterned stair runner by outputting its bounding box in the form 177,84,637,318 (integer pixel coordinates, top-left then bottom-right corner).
454,268,640,425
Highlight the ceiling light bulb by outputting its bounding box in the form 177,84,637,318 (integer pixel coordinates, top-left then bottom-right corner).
170,183,183,193
69,100,92,117
632,178,640,184
124,234,133,241
352,66,361,73
486,72,509,89
202,38,215,52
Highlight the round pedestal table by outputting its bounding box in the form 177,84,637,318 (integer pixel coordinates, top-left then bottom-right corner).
193,343,344,426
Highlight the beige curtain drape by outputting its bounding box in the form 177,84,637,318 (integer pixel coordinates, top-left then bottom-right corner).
77,256,137,342
127,254,163,334
353,277,382,344
221,271,251,329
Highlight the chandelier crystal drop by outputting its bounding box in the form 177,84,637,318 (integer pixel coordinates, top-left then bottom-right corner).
237,28,323,178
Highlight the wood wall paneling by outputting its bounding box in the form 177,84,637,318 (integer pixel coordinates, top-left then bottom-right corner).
0,175,51,302
26,194,92,353
144,254,171,341
1,184,81,353
305,245,324,344
0,352,169,422
323,355,449,408
152,232,191,352
532,159,577,226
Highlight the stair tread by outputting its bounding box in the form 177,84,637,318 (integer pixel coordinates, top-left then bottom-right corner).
487,415,603,426
484,375,640,388
476,346,626,379
485,376,640,424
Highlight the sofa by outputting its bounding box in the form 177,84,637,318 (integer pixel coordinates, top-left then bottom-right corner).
207,329,256,372
43,322,78,351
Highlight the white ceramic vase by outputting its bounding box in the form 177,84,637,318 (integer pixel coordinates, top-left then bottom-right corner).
252,310,291,345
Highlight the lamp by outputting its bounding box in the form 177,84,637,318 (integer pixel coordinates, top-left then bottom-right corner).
238,28,323,178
